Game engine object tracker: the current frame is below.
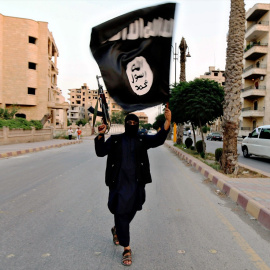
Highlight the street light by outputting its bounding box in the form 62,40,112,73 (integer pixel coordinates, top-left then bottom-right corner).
171,43,179,86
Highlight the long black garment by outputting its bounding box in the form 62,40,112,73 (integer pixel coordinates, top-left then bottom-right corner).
108,134,145,214
95,127,169,214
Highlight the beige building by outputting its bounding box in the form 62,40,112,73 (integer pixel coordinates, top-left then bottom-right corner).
0,14,68,128
68,83,122,125
240,3,270,137
67,105,85,125
199,66,225,86
134,112,149,124
199,66,225,132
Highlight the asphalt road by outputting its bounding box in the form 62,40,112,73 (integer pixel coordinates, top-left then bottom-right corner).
185,136,270,174
0,140,270,270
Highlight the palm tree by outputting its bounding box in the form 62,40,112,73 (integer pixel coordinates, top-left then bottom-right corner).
176,37,188,144
179,37,187,82
220,0,245,174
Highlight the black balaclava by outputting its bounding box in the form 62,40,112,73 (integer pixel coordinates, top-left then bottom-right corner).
124,114,139,136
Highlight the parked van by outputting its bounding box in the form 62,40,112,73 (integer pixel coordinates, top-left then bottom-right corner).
242,125,270,158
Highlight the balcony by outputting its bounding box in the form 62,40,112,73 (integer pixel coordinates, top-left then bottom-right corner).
246,4,270,22
245,21,269,41
69,108,80,112
241,107,265,118
50,60,58,74
242,64,267,80
244,43,268,60
241,127,253,131
241,85,266,98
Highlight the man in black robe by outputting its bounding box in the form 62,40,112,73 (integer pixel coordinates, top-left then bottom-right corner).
95,108,171,266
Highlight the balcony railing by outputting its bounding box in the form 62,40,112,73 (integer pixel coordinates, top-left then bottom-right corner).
246,21,269,32
242,107,264,111
243,64,267,73
242,85,266,91
241,127,252,130
244,42,268,52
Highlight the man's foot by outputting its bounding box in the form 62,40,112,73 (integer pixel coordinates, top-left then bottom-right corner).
121,248,132,266
111,227,119,245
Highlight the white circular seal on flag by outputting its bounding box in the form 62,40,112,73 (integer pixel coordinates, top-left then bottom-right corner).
126,56,153,96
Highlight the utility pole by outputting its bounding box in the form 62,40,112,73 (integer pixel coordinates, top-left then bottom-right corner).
172,43,178,85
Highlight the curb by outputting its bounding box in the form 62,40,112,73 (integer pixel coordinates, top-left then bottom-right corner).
0,140,83,159
164,142,270,231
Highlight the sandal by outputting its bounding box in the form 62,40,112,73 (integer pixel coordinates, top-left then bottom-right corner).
111,227,119,245
121,249,132,266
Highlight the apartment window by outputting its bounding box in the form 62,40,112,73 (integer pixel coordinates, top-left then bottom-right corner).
28,62,37,70
28,87,36,95
15,113,26,119
222,82,225,86
83,98,85,101
214,72,218,76
29,36,37,44
88,97,91,99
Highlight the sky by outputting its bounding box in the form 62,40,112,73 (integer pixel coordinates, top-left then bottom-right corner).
1,0,269,123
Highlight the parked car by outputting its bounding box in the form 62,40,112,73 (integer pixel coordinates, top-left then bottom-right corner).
206,132,222,141
148,130,157,135
138,128,148,135
242,125,270,158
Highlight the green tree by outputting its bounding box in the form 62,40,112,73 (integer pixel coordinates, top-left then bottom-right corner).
111,111,125,124
152,114,165,131
141,123,152,130
76,119,88,126
0,105,20,120
170,79,224,152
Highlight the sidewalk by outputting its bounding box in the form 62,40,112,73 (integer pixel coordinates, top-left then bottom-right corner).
0,138,87,158
165,140,270,231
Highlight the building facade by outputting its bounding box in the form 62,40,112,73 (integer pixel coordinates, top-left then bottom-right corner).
199,66,225,86
0,14,68,128
68,83,122,125
133,112,149,124
240,3,270,137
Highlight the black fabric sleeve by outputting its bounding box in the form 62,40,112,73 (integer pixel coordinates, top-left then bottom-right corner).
144,126,170,149
94,135,112,157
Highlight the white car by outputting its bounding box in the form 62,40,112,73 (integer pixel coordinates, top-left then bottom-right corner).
242,125,270,158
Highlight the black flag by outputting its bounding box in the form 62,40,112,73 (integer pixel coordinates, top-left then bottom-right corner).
90,3,176,112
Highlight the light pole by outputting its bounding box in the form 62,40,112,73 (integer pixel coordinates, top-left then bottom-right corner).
171,43,178,85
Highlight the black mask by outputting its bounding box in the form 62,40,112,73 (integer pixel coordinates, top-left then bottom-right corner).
124,114,139,136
